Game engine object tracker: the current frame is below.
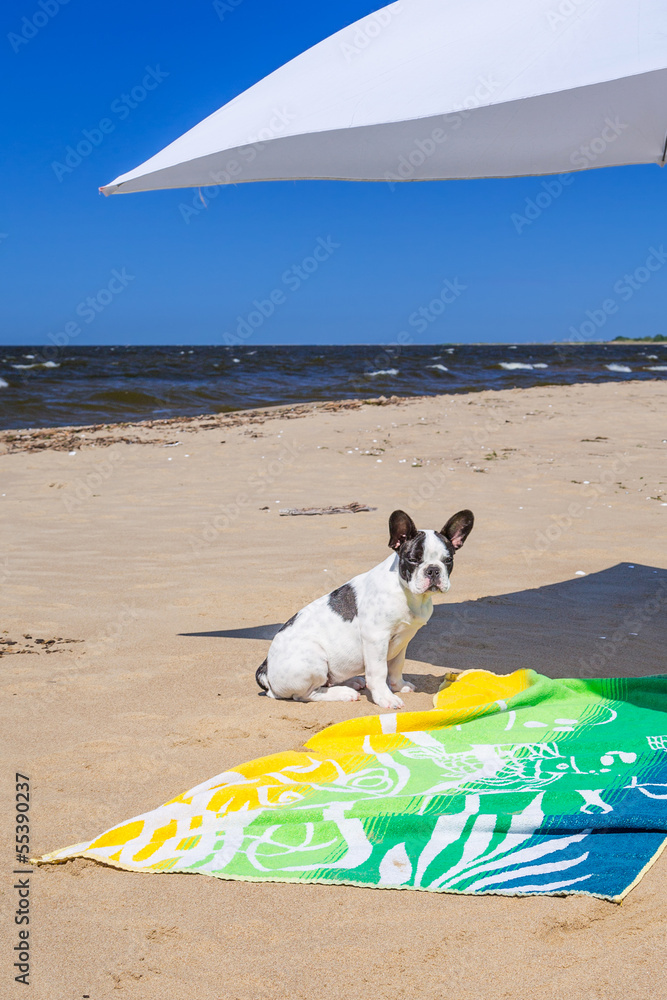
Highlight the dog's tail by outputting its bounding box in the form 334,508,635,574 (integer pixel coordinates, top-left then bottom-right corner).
255,658,270,692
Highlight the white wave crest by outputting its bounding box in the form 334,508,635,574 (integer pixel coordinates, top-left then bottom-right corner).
427,364,449,372
499,362,534,370
11,360,60,370
605,363,632,373
366,368,398,376
646,365,667,371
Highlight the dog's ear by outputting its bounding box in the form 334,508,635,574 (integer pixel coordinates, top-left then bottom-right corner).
388,510,418,550
441,509,474,550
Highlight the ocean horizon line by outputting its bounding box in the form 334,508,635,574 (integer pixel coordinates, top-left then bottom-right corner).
2,338,665,349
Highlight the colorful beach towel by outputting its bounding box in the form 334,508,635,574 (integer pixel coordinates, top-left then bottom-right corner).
35,670,667,900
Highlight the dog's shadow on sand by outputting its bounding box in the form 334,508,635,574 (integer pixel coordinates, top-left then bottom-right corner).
181,563,667,682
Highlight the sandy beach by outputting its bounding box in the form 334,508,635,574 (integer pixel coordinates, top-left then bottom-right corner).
3,378,667,1000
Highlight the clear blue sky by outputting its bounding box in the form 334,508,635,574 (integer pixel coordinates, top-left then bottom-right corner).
2,0,666,346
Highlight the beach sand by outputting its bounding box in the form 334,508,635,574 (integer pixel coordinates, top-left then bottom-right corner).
3,379,667,1000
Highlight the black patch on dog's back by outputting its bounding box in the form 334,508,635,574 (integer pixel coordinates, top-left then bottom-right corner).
328,583,358,622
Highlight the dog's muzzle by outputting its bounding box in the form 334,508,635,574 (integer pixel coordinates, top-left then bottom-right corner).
423,565,446,592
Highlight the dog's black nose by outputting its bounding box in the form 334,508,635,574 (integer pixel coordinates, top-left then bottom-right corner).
425,564,440,579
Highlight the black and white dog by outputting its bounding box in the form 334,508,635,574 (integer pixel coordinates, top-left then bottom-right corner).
256,508,474,710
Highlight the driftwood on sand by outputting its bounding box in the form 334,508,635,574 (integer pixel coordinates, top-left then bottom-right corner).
278,502,378,516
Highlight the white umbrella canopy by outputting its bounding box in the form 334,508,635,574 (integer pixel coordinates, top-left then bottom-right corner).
101,0,667,195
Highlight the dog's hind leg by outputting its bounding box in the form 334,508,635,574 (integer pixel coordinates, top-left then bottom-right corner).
268,642,360,702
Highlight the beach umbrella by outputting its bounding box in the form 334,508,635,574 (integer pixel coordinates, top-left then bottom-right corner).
100,0,667,195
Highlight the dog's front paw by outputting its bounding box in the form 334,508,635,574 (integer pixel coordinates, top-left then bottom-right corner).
389,679,416,693
373,691,405,711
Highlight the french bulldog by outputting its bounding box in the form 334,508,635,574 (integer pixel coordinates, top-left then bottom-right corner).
256,508,474,710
